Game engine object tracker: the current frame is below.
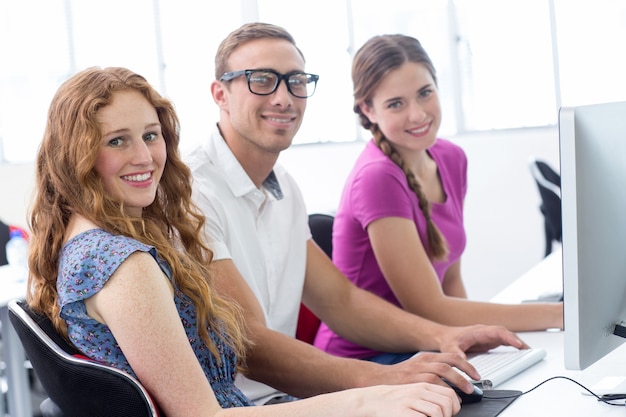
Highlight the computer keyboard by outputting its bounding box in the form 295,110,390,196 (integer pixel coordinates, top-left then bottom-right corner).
459,348,547,389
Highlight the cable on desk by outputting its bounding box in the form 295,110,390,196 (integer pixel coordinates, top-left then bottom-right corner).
482,376,626,407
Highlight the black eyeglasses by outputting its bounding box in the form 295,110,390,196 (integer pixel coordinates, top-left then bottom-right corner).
220,69,319,98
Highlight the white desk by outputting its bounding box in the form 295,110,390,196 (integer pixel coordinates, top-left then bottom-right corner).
1,265,31,417
491,248,563,305
3,251,626,416
490,250,626,416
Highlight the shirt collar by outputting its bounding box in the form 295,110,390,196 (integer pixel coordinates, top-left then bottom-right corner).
263,170,283,200
209,124,284,201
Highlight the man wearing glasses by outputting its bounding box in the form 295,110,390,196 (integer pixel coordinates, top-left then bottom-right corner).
186,22,525,405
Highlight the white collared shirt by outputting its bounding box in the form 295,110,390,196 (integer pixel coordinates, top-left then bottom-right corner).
185,126,311,403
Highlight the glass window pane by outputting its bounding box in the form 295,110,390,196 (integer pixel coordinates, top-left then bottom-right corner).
454,0,556,130
555,0,626,107
0,0,70,163
350,0,454,136
157,0,243,154
69,0,160,84
258,0,355,144
5,0,626,163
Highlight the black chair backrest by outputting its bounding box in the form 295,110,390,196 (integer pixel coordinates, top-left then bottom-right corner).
8,299,161,417
308,213,334,259
529,158,562,257
296,213,335,344
0,220,10,265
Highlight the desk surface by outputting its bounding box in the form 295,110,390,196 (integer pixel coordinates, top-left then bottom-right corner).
491,248,563,305
492,250,626,416
3,252,625,416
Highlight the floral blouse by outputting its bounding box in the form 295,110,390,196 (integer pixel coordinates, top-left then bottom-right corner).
57,229,252,407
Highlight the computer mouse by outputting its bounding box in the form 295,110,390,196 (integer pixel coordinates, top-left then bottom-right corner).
446,382,484,404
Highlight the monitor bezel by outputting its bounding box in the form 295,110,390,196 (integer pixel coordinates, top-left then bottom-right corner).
560,100,626,371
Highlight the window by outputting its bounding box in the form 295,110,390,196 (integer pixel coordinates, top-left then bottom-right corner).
1,0,625,163
156,1,243,155
554,0,626,107
453,0,557,130
0,0,70,163
258,0,356,144
348,0,456,136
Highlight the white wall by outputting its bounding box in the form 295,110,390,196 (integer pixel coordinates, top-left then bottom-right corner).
0,162,35,229
0,127,561,301
278,127,561,301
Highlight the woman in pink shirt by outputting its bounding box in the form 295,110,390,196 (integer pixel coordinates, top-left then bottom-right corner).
314,34,562,363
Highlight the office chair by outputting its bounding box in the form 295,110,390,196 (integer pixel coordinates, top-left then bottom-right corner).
296,213,335,344
0,219,10,265
7,299,162,417
528,157,562,257
308,213,334,258
1,220,15,406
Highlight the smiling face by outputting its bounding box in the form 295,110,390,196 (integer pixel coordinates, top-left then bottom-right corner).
360,62,442,155
213,37,308,158
94,89,166,217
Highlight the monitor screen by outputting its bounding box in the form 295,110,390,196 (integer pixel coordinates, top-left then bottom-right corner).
560,100,626,370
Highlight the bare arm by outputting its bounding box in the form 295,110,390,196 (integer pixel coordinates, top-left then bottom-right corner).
87,252,461,417
441,261,467,298
210,255,497,397
85,252,223,417
303,239,526,352
303,239,450,353
210,257,373,397
368,217,563,331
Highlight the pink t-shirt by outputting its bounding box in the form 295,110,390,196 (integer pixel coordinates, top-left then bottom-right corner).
314,138,467,358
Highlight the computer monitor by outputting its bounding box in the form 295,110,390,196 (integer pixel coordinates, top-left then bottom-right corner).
559,100,626,371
